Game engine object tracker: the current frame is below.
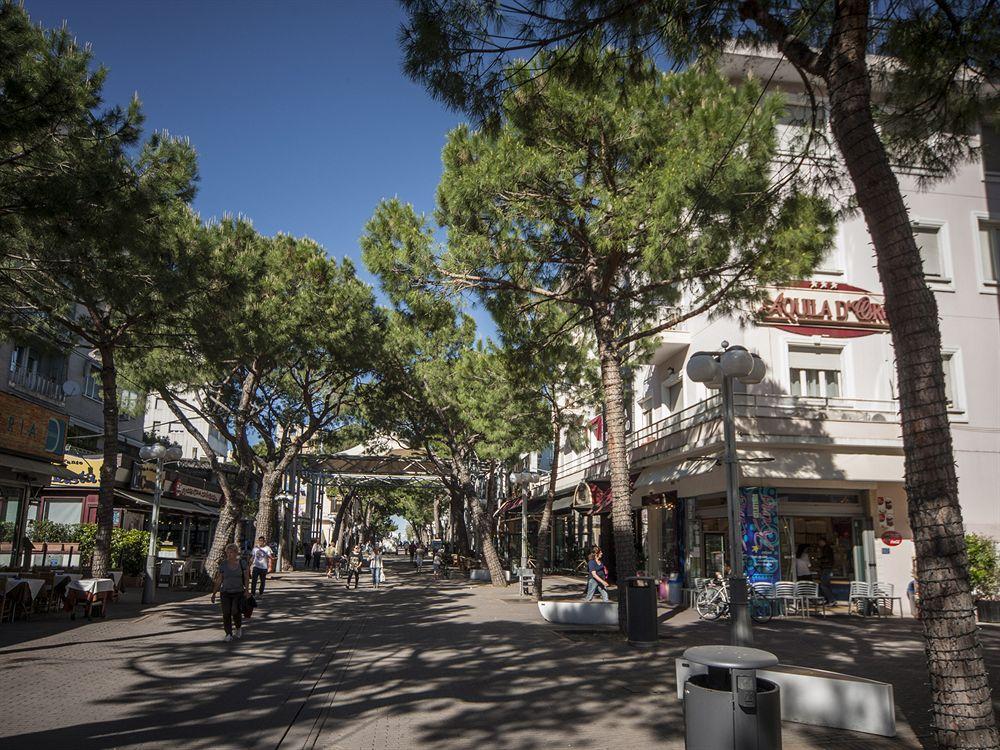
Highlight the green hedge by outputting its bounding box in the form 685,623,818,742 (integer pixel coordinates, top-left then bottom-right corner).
967,534,1000,600
78,524,154,576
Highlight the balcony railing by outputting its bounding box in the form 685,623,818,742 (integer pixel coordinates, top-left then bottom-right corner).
554,393,901,483
7,365,65,404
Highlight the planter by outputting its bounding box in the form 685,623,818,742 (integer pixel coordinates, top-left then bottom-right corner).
122,575,144,590
975,600,1000,623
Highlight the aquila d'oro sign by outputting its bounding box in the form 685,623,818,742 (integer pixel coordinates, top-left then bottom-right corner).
759,281,889,338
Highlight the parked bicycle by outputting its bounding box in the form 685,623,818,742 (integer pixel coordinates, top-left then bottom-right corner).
695,575,773,623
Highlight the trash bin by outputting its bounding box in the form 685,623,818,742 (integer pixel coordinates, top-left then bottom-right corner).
624,575,658,646
682,645,781,750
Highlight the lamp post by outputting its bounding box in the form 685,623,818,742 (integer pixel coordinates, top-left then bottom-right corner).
686,342,766,646
509,470,548,575
138,442,184,604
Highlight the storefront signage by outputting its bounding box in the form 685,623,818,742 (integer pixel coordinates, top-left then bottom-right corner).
740,487,780,583
876,495,895,530
51,455,103,487
759,281,889,338
171,481,221,504
130,463,169,493
881,531,903,547
0,391,67,459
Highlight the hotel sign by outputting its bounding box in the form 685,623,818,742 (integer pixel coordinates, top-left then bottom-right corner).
760,281,889,338
0,391,67,460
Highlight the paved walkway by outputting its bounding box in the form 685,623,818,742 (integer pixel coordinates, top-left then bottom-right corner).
1,559,997,749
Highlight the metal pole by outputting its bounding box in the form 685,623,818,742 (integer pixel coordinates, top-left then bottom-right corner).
722,374,752,646
276,500,284,574
142,458,163,604
520,485,528,574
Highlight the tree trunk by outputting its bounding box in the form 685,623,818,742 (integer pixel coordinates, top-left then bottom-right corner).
458,460,507,586
92,345,120,579
449,489,470,555
533,409,561,600
254,469,282,544
824,2,998,745
332,490,355,555
593,314,636,628
205,470,251,578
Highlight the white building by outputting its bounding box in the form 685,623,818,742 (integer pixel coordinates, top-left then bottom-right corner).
144,393,229,461
531,51,1000,615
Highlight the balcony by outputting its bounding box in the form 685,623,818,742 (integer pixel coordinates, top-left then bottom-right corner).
7,365,65,405
552,393,903,491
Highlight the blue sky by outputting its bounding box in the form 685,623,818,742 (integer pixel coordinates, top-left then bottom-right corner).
27,0,491,334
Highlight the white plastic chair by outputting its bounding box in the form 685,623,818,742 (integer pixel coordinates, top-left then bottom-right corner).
794,580,825,616
774,581,797,616
849,581,872,615
169,560,188,588
872,581,903,617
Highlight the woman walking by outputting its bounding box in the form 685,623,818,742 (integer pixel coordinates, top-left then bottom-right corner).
584,546,610,602
324,540,337,579
346,545,363,589
371,546,384,589
211,543,249,642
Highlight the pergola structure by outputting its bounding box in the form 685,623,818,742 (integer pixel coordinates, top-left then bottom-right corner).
298,439,443,489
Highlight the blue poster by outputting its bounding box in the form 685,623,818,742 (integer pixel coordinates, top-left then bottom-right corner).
740,487,779,583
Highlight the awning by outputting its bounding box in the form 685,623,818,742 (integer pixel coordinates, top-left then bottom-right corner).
0,452,77,481
633,458,718,491
114,490,220,517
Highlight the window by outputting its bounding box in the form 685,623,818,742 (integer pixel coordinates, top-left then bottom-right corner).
45,499,82,524
913,225,944,279
778,103,827,129
789,346,842,398
191,446,199,460
978,220,1000,286
639,398,653,428
119,389,140,412
662,380,683,413
941,351,964,412
83,363,102,401
983,122,1000,176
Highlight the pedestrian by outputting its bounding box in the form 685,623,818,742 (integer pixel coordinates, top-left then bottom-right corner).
817,538,836,604
324,540,337,579
415,544,424,572
311,539,323,571
432,551,442,578
371,546,384,589
211,543,249,642
584,546,610,602
250,535,272,598
346,544,363,589
795,544,813,580
409,542,416,564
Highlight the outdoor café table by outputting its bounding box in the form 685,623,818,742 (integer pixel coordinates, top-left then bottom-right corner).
64,578,114,620
1,577,45,621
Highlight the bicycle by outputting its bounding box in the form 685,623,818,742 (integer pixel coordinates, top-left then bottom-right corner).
695,576,773,624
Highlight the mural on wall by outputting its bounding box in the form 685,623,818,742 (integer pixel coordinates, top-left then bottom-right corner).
740,486,780,583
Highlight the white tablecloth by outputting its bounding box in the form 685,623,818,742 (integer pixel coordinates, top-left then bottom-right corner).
68,578,114,596
1,577,45,599
108,571,123,587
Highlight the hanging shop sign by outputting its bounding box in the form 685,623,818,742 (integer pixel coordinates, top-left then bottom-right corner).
740,486,780,584
876,495,895,531
171,480,221,504
51,454,103,487
0,391,67,460
759,281,889,338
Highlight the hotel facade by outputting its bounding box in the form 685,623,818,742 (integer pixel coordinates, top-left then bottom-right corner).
517,53,1000,614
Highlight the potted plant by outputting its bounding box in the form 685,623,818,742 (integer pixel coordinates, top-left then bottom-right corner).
966,533,1000,623
112,529,152,588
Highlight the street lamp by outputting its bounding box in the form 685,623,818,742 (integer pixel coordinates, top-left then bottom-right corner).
686,342,766,646
138,442,184,604
509,470,548,577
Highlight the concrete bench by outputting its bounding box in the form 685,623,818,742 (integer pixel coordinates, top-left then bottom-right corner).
675,658,896,737
538,600,617,627
469,569,512,582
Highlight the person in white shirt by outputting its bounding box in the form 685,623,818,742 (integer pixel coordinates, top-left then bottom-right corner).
250,536,273,598
370,547,384,589
795,544,813,580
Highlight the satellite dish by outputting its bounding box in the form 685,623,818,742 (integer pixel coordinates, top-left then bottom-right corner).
62,380,82,397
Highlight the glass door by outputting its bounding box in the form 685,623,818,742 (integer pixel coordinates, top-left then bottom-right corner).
704,533,726,578
779,517,795,581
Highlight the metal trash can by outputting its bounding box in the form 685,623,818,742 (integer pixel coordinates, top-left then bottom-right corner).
624,575,658,646
682,645,781,750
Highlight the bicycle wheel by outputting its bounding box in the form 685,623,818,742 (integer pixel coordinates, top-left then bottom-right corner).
696,591,723,620
750,594,773,624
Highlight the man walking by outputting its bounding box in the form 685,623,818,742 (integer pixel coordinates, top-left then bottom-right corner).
250,536,272,599
346,545,363,590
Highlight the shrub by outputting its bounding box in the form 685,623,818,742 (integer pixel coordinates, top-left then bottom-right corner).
76,524,154,575
26,519,81,543
966,533,1000,600
0,521,14,542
